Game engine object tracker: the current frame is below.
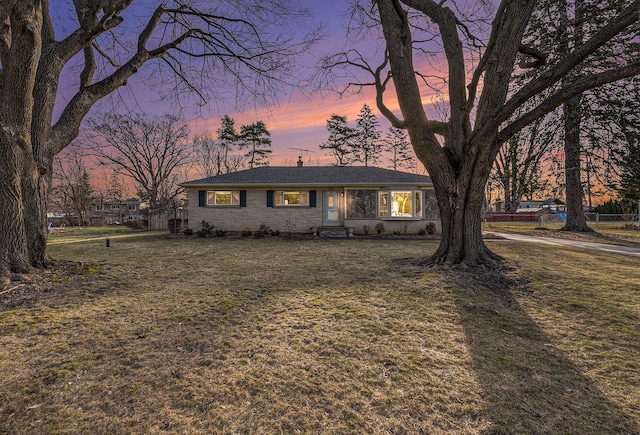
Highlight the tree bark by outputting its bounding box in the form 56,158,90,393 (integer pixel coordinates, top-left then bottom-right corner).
562,93,592,231
560,0,592,232
428,165,501,266
0,1,43,276
0,136,31,275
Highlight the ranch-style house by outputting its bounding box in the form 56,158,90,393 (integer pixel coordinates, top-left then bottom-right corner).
181,163,439,236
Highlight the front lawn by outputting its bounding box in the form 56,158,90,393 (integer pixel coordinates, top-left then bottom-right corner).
1,230,638,433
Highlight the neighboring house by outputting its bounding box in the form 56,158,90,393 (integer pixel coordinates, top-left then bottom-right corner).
180,164,439,235
90,199,144,224
492,198,566,213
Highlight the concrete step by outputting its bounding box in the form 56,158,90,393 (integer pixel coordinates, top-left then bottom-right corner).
317,227,353,238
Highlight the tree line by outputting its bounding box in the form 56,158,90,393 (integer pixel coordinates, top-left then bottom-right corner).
50,112,275,225
320,103,415,170
50,103,418,225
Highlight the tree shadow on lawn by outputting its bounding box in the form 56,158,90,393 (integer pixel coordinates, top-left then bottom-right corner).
446,265,639,435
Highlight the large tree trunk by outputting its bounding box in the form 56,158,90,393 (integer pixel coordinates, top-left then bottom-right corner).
0,136,31,276
426,156,501,266
559,0,591,232
562,94,592,232
0,1,43,278
24,166,51,268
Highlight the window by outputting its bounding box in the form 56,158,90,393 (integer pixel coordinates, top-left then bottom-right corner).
207,190,240,206
378,190,423,219
378,192,389,217
274,191,309,206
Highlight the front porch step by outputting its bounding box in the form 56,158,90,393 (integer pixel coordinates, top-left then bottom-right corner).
317,226,353,238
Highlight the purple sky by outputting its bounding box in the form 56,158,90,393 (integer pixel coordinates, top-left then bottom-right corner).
53,1,441,167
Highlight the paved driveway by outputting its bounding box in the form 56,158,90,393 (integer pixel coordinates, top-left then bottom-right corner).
485,232,640,258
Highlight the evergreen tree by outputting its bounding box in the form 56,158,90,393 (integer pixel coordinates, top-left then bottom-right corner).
383,127,413,171
216,115,239,174
240,121,272,168
353,104,382,166
320,114,356,166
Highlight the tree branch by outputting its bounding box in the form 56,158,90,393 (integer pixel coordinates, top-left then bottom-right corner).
498,61,640,144
499,0,640,127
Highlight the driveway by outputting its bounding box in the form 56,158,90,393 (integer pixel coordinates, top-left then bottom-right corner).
485,232,640,258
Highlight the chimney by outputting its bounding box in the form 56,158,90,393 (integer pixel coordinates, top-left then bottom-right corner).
297,157,303,167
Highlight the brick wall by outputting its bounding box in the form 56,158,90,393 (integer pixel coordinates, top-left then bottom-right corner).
187,188,441,235
187,189,323,233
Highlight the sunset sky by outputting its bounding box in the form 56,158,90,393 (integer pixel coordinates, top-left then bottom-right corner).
54,0,441,168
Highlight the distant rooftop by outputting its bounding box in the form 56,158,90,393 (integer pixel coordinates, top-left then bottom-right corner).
181,166,432,187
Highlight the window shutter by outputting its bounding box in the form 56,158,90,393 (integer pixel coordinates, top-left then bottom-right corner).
240,190,247,207
309,190,317,208
267,190,274,207
198,190,206,207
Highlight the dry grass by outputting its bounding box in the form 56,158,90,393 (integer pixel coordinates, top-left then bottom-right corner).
1,228,639,434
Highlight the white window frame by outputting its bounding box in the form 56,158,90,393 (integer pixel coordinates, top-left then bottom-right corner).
378,190,423,219
207,190,240,206
274,191,309,206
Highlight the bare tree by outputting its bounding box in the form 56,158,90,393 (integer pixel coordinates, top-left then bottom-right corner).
318,0,640,266
518,0,640,229
492,118,556,212
86,113,190,209
192,115,246,177
0,1,319,279
49,148,94,226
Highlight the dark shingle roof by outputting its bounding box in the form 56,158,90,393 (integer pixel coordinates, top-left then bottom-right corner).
181,166,432,187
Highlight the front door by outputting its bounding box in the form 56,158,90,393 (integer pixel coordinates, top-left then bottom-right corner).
323,190,340,226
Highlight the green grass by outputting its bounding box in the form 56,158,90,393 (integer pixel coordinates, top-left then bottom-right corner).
0,228,638,433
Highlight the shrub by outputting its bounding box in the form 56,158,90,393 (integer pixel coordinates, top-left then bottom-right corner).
241,228,253,237
214,229,227,237
363,225,371,235
254,224,272,238
424,222,436,234
374,222,385,235
197,223,214,237
183,228,194,236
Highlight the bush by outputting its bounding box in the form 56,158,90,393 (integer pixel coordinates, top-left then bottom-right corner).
253,224,279,238
254,224,272,238
183,228,194,236
196,223,214,237
241,228,253,237
374,222,385,235
363,225,371,235
214,229,227,237
424,222,436,234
